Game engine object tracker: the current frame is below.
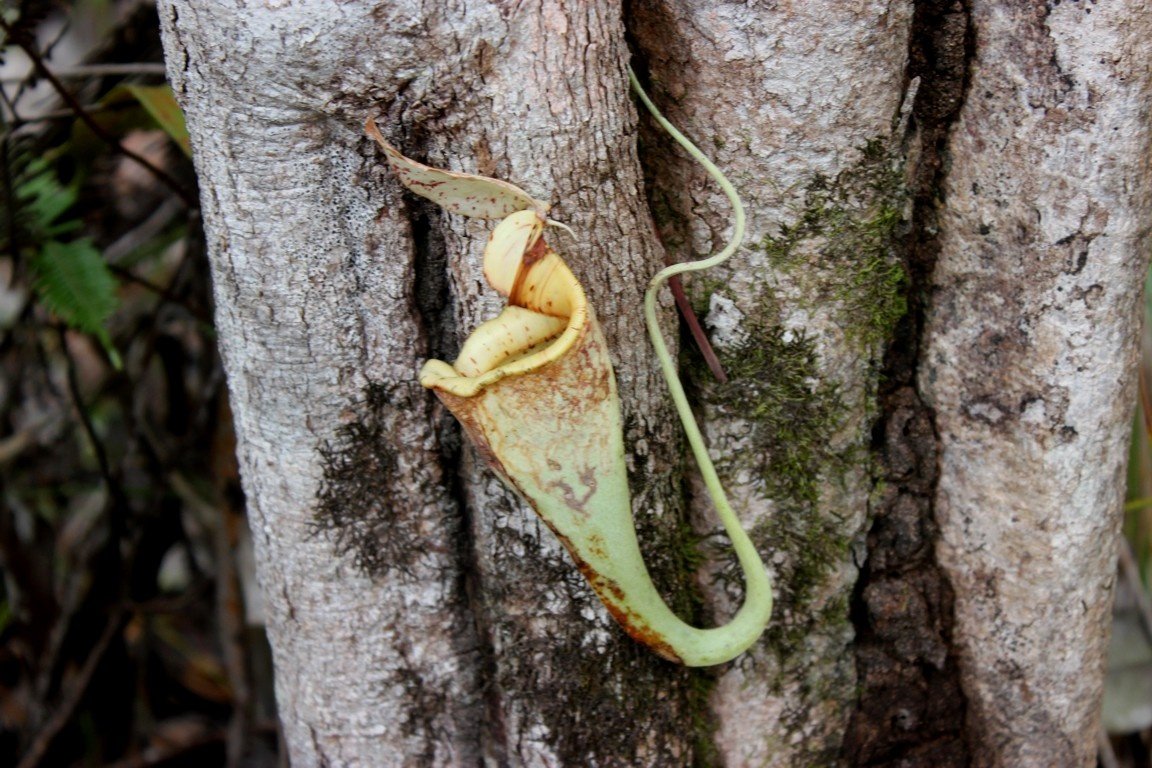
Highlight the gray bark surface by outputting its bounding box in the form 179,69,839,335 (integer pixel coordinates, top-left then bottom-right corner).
629,2,914,764
158,3,492,764
159,1,689,765
158,0,1152,766
921,3,1152,766
424,7,696,765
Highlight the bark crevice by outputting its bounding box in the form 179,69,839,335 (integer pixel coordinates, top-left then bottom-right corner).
843,1,974,765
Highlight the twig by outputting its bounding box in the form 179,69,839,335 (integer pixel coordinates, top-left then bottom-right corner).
8,103,117,123
107,264,210,323
649,217,728,383
0,63,168,82
101,733,222,768
1,94,22,262
669,275,727,384
1,140,18,261
16,608,127,768
105,197,183,264
1118,537,1152,646
0,412,61,464
1097,726,1121,768
59,326,129,541
0,17,197,208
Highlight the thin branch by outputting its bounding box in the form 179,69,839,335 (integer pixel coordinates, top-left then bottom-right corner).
1118,537,1152,646
107,263,210,323
105,197,183,264
102,733,223,768
8,103,117,123
649,212,728,383
0,17,197,208
0,412,61,464
40,12,76,63
16,608,127,768
0,63,169,82
669,275,727,384
1,125,19,262
59,326,129,541
100,721,279,768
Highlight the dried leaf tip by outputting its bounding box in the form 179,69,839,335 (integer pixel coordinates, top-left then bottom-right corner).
365,116,550,221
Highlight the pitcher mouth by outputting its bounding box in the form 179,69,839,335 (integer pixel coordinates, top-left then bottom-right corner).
419,212,589,399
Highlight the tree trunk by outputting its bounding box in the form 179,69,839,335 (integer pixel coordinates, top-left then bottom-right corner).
629,3,915,764
921,3,1152,766
158,1,1152,766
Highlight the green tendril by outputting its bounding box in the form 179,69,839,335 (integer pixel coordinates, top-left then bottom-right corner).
628,66,770,617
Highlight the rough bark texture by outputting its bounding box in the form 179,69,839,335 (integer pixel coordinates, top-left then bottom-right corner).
158,0,1152,765
921,2,1152,766
159,1,693,765
628,2,914,764
422,7,699,765
157,4,493,764
843,2,973,765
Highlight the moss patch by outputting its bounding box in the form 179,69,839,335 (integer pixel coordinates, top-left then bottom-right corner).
758,138,908,351
681,139,912,661
689,312,855,663
720,322,847,506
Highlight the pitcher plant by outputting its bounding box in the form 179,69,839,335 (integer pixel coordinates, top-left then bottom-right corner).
365,67,772,666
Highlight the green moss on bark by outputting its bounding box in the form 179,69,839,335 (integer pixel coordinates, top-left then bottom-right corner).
759,138,908,351
690,315,854,662
682,139,908,668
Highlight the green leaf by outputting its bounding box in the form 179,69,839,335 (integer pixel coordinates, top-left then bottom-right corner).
29,239,121,366
18,160,81,235
121,84,191,158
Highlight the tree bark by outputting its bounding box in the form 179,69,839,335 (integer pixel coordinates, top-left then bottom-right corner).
629,2,915,765
158,0,1152,766
921,3,1152,766
157,3,493,763
159,1,690,764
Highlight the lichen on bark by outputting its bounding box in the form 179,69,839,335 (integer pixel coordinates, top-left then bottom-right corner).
313,381,458,579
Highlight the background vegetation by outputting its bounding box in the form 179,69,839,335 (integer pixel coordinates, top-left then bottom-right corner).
2,2,277,765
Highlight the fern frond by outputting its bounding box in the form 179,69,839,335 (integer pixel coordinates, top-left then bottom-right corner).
2,146,83,254
18,159,81,235
29,238,121,365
